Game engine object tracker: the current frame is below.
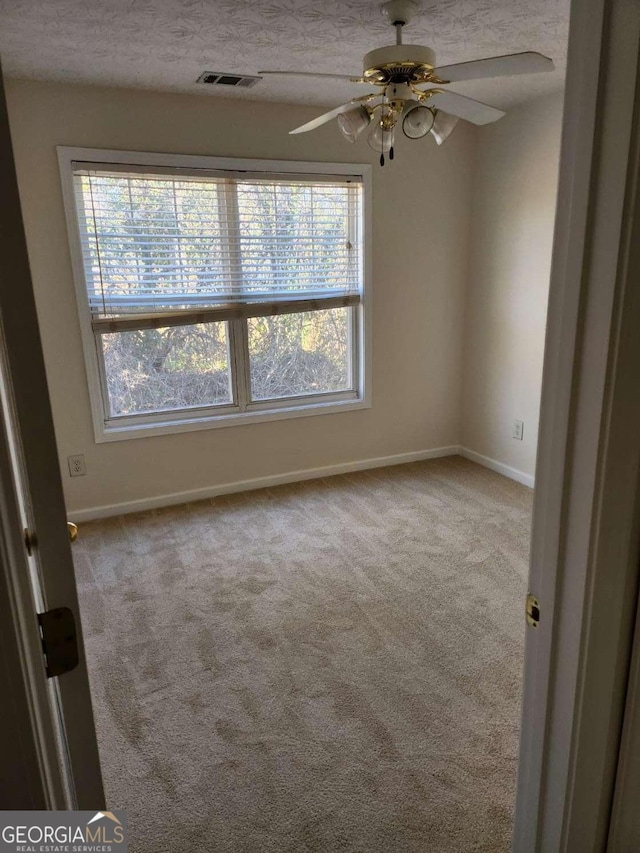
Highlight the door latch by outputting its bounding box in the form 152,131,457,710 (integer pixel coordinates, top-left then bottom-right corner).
526,593,540,628
37,607,79,677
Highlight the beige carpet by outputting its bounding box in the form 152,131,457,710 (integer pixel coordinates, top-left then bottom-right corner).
74,456,532,853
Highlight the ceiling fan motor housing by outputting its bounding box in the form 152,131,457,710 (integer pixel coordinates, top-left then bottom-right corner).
363,44,436,84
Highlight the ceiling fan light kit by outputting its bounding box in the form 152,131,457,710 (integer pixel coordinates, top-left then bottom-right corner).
430,111,460,146
260,0,555,165
337,106,373,143
402,103,435,139
367,121,395,155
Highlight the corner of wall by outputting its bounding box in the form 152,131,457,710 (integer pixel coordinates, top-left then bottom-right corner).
459,92,564,484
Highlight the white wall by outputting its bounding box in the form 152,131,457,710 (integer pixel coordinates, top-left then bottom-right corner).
5,80,476,516
460,94,564,483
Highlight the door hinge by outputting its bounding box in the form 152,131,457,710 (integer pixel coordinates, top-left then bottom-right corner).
526,593,540,628
37,607,79,678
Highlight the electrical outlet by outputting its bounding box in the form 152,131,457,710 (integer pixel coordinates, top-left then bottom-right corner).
68,454,86,477
513,420,524,441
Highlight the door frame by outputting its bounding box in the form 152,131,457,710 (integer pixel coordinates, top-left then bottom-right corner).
603,32,640,847
514,0,640,849
0,60,104,809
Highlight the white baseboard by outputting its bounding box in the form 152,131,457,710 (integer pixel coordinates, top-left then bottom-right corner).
458,446,535,489
70,445,459,521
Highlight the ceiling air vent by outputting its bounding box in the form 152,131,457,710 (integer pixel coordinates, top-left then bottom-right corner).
197,71,262,88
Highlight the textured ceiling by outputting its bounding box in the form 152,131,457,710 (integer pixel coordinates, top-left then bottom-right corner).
0,0,569,110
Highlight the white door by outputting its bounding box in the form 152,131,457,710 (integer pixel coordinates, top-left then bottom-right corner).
0,62,104,808
513,0,640,849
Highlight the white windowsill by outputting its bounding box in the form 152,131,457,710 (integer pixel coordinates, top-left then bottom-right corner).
95,395,370,443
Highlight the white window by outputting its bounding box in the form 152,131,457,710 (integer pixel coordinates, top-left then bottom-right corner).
58,149,370,441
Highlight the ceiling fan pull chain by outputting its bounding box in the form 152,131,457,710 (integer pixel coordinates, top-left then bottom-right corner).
390,145,395,160
380,152,385,166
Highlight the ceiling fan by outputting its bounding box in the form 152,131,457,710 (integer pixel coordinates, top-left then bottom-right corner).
259,0,555,165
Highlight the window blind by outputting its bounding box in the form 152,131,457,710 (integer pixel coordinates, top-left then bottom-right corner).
72,164,363,319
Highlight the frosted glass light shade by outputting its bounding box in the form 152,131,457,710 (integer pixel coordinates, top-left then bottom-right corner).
337,106,372,143
367,121,394,153
430,110,459,145
402,104,435,139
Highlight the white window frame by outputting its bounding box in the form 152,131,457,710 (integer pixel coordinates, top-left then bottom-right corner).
57,148,372,443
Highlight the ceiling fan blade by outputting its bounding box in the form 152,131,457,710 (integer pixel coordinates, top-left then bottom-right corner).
259,70,364,82
290,102,362,135
427,91,506,125
434,51,554,83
